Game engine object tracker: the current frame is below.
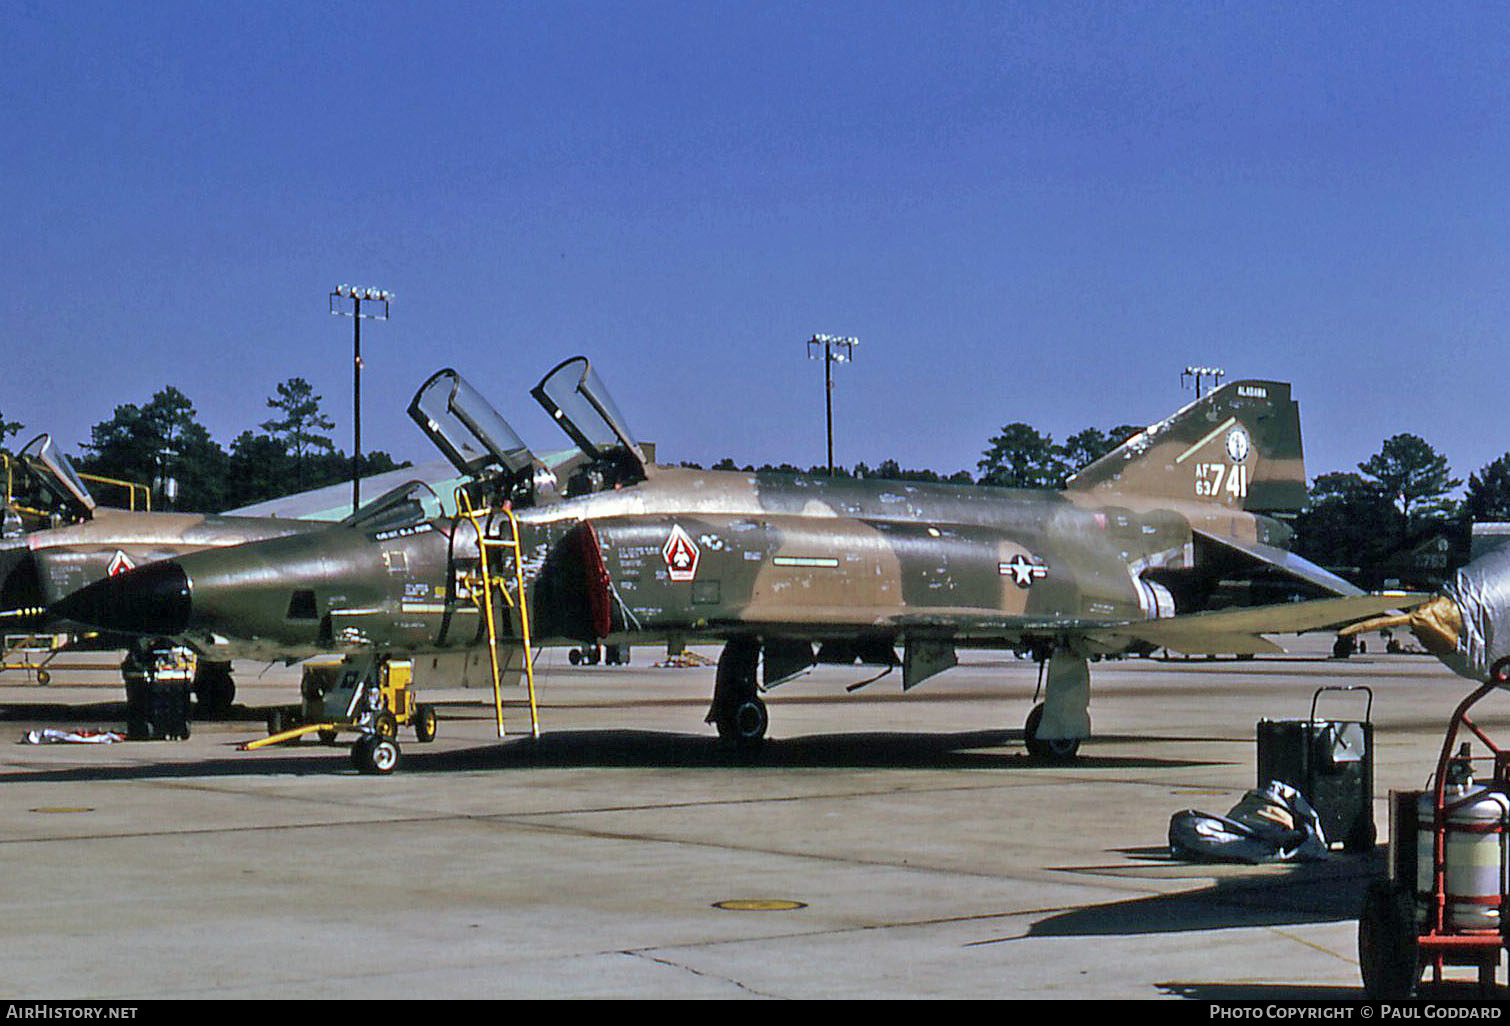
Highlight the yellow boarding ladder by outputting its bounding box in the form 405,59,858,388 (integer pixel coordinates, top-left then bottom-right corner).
457,490,540,740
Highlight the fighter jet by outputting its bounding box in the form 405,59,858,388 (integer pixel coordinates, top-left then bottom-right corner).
1,433,334,711
54,360,1421,762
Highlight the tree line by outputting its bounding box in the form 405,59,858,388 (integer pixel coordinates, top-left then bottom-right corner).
0,379,403,513
3,387,1503,588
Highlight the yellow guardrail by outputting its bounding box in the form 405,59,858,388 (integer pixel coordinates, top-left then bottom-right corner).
2,453,151,515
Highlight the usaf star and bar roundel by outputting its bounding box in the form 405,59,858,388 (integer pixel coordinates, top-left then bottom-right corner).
999,553,1049,588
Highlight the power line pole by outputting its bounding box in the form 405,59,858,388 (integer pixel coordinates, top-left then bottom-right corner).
330,285,392,514
806,334,859,476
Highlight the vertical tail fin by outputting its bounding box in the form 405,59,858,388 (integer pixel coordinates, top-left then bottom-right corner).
1064,380,1307,513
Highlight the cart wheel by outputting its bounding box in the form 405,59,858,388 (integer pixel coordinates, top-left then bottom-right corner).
318,729,340,745
1359,879,1420,999
267,707,294,735
374,711,398,740
352,735,400,775
415,704,437,743
35,669,50,686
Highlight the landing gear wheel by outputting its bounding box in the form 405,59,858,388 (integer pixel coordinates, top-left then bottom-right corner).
1024,703,1081,762
709,639,766,750
716,696,768,749
414,704,438,743
1358,879,1420,999
373,711,398,740
35,669,50,686
352,735,401,775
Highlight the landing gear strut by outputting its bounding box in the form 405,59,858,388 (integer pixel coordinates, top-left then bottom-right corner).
1023,650,1090,763
707,638,767,750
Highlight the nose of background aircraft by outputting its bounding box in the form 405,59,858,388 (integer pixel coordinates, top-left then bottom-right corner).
50,560,192,636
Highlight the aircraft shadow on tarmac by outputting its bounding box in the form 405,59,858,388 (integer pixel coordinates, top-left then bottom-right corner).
2,726,1225,783
1018,847,1383,941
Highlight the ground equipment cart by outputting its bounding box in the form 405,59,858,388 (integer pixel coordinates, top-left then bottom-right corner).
1358,671,1510,998
241,655,436,773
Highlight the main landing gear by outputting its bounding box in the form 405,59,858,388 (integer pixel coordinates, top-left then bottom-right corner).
706,638,768,750
701,639,1094,763
1022,650,1091,763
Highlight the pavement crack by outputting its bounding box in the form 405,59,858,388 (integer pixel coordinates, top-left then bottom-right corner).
622,950,786,998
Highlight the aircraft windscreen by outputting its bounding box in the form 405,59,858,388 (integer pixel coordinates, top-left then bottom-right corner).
341,480,443,533
530,356,644,464
17,434,96,515
408,369,535,479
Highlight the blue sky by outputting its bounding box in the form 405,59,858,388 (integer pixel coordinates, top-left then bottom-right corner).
4,1,1508,487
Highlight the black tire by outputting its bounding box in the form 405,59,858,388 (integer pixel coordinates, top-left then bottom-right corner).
569,649,582,666
1359,879,1420,999
352,735,401,775
192,662,236,719
267,707,293,736
1024,703,1081,762
373,711,398,740
415,704,437,743
716,696,768,749
317,729,340,745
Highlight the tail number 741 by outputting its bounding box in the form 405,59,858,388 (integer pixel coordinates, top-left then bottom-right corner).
1194,462,1249,500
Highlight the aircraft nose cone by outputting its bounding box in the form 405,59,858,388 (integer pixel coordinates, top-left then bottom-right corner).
51,561,192,636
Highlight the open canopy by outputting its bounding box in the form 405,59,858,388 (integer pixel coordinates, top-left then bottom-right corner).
17,433,96,517
407,369,536,481
530,356,647,477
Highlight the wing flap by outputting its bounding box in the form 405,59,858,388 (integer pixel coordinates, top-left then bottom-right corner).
1092,592,1428,655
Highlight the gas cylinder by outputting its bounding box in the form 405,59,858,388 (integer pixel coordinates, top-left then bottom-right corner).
1416,744,1510,930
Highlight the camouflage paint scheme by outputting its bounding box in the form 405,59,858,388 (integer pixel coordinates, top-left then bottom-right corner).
54,366,1420,757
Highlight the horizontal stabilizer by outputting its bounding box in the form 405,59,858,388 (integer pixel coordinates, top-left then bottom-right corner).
1195,528,1365,597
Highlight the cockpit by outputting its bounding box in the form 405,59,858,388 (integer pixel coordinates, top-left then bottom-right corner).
406,358,650,509
341,479,445,534
530,356,648,496
3,434,97,535
408,369,545,509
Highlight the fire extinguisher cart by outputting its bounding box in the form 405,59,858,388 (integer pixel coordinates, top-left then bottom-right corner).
1359,678,1510,998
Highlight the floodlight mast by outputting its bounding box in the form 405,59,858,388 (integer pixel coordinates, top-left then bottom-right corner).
806,334,858,477
1181,365,1224,399
330,286,392,514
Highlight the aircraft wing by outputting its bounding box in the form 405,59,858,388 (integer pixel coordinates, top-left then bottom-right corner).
1086,592,1429,655
883,593,1427,656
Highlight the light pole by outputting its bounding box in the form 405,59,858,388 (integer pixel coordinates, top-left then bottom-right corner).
330,285,392,514
1182,365,1224,399
806,334,858,476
